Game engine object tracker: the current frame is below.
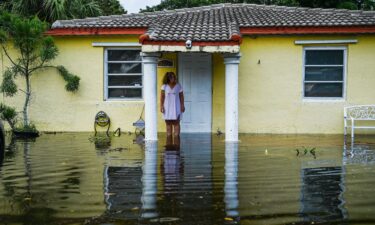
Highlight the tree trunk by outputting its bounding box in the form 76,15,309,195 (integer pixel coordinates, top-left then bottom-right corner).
23,74,31,127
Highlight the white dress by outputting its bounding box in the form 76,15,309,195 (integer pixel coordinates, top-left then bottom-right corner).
161,83,183,120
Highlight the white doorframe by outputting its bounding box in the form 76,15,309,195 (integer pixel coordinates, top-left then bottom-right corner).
178,53,212,133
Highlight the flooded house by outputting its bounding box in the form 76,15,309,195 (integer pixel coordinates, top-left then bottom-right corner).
1,3,375,141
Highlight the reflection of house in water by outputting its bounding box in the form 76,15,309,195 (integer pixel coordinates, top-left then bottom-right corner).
102,134,225,223
158,134,217,223
342,141,375,222
300,166,347,223
104,166,143,219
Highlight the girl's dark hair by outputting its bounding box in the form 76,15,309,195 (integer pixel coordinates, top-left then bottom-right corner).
162,72,177,84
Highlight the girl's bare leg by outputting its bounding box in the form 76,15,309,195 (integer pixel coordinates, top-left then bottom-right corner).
166,122,172,136
174,122,180,136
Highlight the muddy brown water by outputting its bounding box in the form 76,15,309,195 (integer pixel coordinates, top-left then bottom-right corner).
0,133,374,225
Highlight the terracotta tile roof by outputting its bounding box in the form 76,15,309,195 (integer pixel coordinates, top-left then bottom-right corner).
51,3,375,41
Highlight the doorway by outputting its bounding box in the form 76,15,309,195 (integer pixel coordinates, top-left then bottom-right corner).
178,53,212,133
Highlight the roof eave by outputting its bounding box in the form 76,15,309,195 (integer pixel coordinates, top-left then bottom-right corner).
240,25,375,35
45,27,148,36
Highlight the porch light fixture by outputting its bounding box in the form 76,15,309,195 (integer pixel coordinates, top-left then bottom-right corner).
185,39,192,49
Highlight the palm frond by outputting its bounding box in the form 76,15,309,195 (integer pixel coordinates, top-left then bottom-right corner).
43,0,68,21
10,0,42,17
69,0,102,19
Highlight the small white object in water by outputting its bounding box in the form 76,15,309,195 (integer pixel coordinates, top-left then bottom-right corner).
150,217,180,223
265,149,268,155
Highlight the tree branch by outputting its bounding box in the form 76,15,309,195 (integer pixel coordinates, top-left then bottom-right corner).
28,64,53,74
18,88,27,94
1,44,20,68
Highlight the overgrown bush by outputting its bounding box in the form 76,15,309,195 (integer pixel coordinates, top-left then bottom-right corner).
0,103,17,130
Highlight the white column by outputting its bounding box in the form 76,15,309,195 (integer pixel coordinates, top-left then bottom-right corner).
224,53,241,142
142,52,160,141
141,141,158,218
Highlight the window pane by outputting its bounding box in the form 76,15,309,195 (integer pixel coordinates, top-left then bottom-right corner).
305,66,343,81
108,50,141,61
108,63,142,74
108,88,142,98
305,50,343,65
304,83,343,97
108,76,142,86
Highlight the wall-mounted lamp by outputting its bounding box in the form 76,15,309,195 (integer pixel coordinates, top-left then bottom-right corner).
185,40,192,49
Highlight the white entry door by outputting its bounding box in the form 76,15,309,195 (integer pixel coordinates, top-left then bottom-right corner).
178,53,212,133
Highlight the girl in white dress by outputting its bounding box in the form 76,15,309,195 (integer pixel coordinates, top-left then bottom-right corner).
160,72,185,136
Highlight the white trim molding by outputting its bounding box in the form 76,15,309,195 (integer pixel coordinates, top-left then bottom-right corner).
295,40,358,45
93,42,142,47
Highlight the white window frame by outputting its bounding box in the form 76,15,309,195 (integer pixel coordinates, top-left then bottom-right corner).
104,48,143,100
302,46,347,101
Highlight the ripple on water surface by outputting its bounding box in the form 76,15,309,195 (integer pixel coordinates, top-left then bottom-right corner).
0,133,375,225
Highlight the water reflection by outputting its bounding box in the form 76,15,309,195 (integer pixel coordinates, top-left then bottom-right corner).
344,138,375,165
102,138,151,220
141,141,158,219
90,134,112,151
1,134,375,224
104,166,143,219
153,134,217,224
224,142,239,220
300,166,347,223
161,135,182,198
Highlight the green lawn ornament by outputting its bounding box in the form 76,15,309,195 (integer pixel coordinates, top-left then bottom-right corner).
133,105,145,135
94,111,111,136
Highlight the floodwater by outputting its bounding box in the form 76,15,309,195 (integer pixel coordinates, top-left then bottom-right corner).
0,133,375,225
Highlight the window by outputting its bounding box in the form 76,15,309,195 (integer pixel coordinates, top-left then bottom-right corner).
303,47,346,99
105,49,142,99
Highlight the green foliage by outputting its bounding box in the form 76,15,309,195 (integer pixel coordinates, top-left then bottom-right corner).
0,12,80,129
0,29,8,44
14,123,38,133
140,0,375,12
7,16,48,60
96,0,127,15
361,0,375,10
338,1,359,9
64,0,102,20
0,0,126,23
0,69,17,97
56,66,80,92
3,0,101,22
0,103,18,129
40,36,58,62
140,0,299,12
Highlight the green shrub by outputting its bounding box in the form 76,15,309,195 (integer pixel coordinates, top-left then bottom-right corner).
0,103,17,129
14,123,38,133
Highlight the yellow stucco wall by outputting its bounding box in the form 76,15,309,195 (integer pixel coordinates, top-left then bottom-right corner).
0,36,177,133
234,35,375,134
1,34,375,134
1,36,144,132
